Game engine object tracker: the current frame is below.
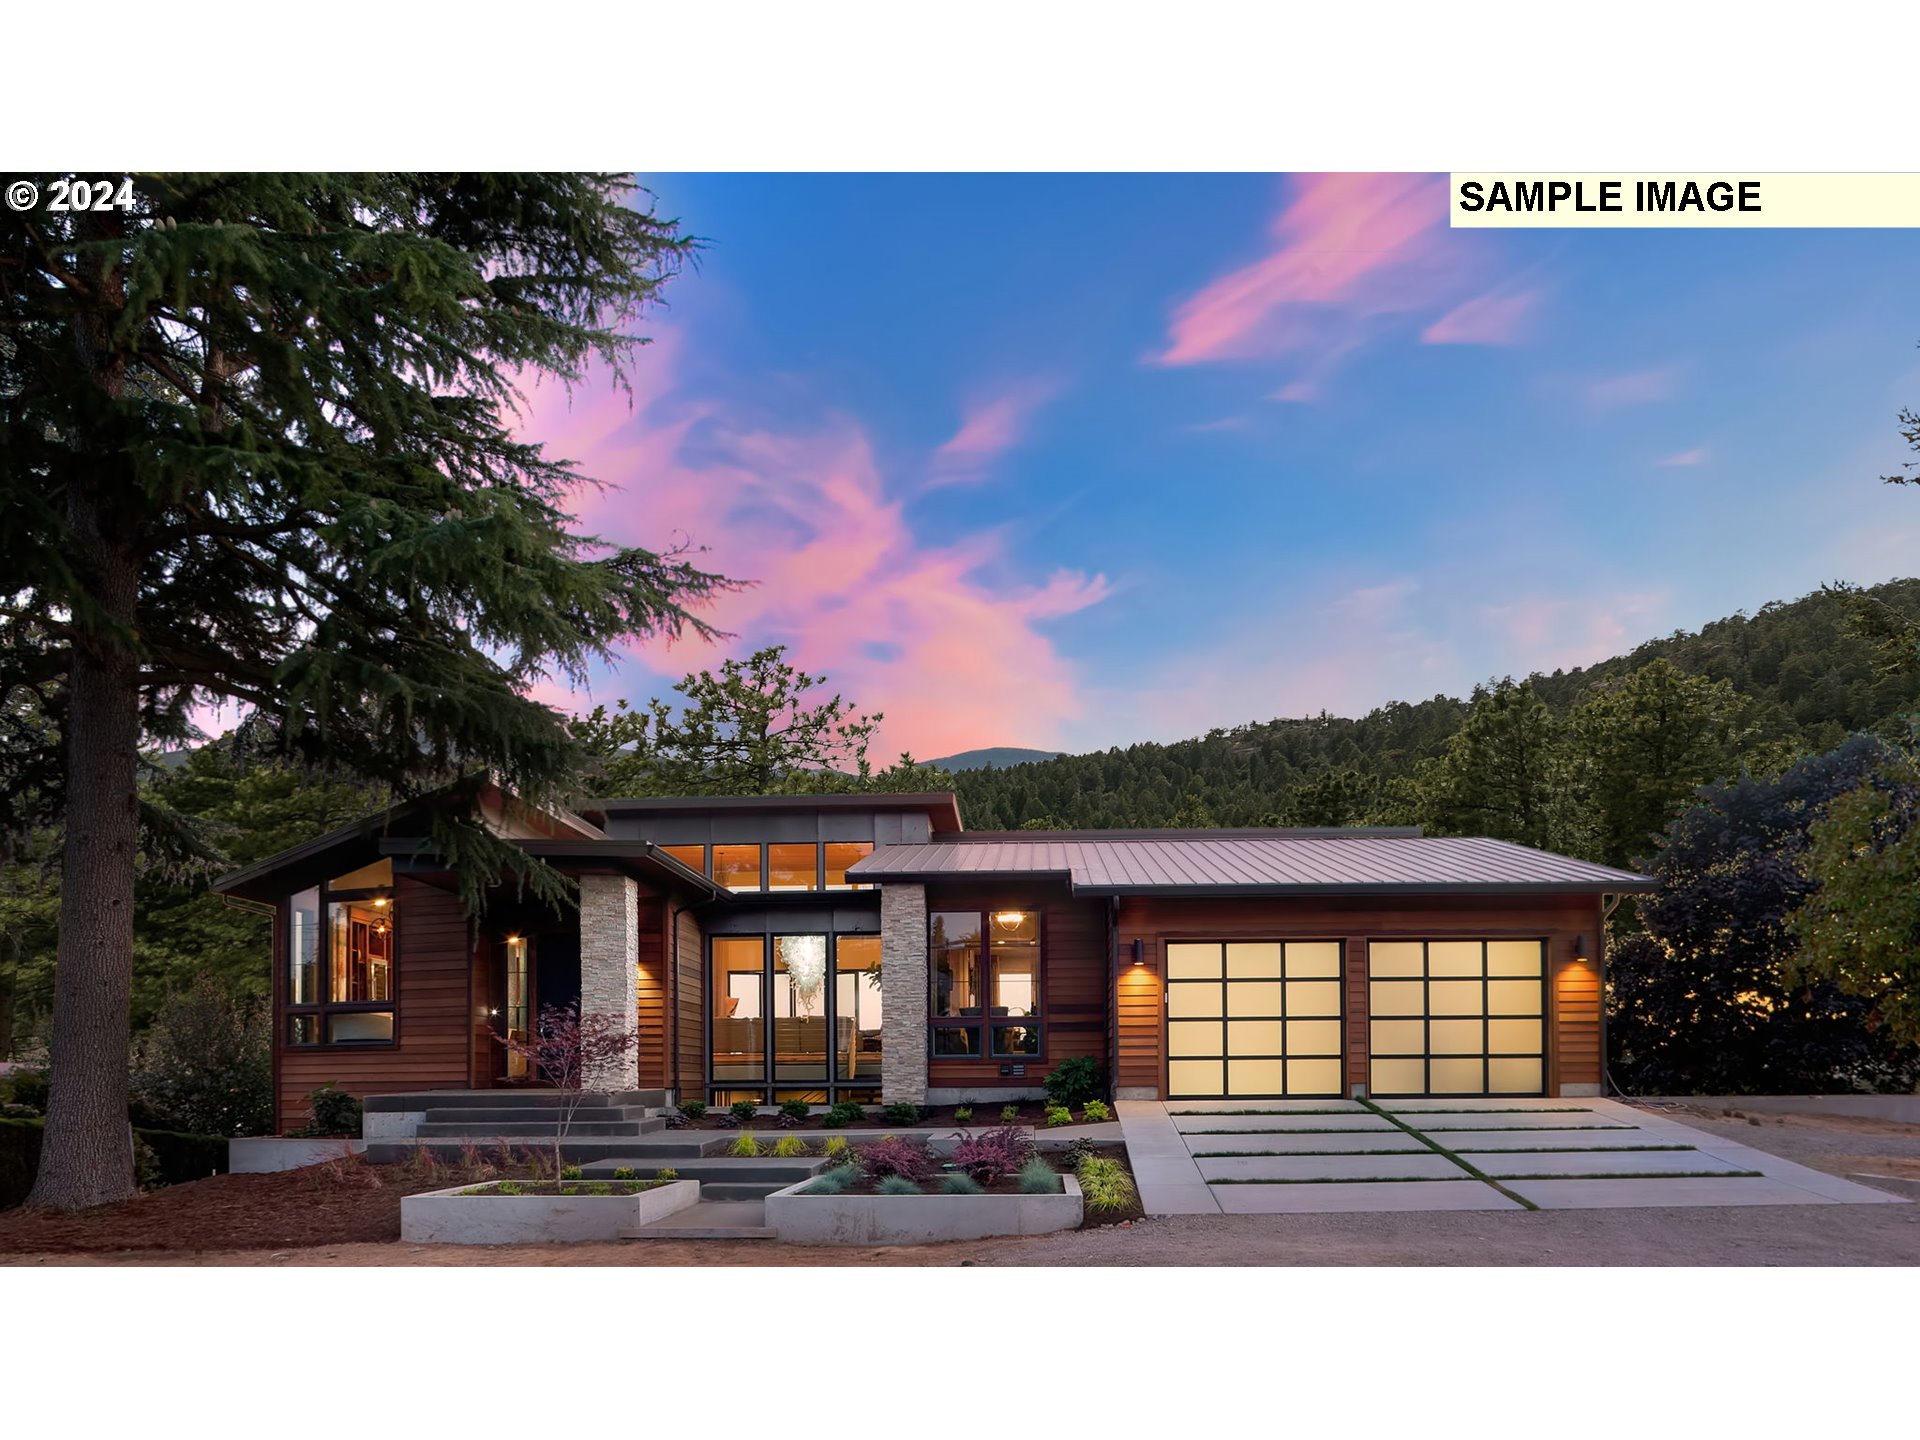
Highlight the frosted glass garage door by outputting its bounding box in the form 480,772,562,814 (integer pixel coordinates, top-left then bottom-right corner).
1367,940,1546,1096
1164,941,1345,1099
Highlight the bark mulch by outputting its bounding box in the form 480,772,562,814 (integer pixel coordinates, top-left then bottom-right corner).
0,1153,531,1255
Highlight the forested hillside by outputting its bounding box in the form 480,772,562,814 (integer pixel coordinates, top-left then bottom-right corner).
951,580,1920,830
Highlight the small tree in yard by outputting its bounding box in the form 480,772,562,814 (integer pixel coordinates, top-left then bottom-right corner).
498,1002,639,1181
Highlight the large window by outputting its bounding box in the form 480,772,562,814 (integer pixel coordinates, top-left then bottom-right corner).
709,932,881,1104
286,861,398,1046
929,909,1043,1060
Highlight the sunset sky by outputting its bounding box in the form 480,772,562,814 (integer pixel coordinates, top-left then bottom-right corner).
516,172,1920,760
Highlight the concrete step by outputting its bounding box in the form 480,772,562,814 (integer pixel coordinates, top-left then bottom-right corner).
699,1181,792,1202
421,1106,642,1124
367,1135,676,1164
364,1088,669,1112
620,1199,774,1240
413,1119,662,1138
579,1158,823,1184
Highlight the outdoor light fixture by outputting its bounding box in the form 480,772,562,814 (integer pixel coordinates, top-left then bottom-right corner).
1131,939,1146,966
372,897,388,908
1572,935,1590,962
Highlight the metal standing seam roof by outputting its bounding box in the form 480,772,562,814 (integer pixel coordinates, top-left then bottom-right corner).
845,834,1653,895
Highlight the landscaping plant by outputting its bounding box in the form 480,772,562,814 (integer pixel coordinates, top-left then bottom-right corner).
999,1104,1020,1123
729,1099,761,1126
658,1167,679,1181
948,1124,1034,1186
613,1166,637,1180
730,1133,764,1158
822,1136,855,1165
677,1101,707,1122
296,1082,363,1139
779,1098,812,1124
1062,1136,1099,1170
1016,1156,1063,1194
805,1168,852,1195
953,1104,974,1124
855,1134,934,1182
129,978,273,1137
1043,1056,1104,1109
498,1002,642,1180
875,1174,922,1196
939,1172,984,1194
1076,1155,1139,1212
1082,1100,1112,1123
881,1101,924,1126
772,1135,808,1158
1044,1104,1074,1127
824,1100,867,1128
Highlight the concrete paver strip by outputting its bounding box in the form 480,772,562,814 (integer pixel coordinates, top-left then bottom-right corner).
1505,1176,1844,1209
1444,1130,1694,1151
1465,1149,1752,1178
1197,1152,1464,1183
1172,1113,1397,1133
1408,1113,1637,1131
1186,1131,1429,1155
1213,1178,1522,1214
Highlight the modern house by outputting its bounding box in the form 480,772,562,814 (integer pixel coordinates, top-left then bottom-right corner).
212,784,1654,1132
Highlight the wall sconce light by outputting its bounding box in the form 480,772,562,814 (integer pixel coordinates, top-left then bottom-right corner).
487,1007,500,1018
1571,935,1590,963
1131,939,1146,967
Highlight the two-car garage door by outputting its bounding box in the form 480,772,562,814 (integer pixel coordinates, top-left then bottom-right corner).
1162,937,1548,1099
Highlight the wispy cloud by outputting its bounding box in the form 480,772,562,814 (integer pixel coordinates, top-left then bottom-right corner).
928,378,1059,487
513,339,1108,757
1422,285,1543,346
1655,445,1708,467
1586,366,1679,409
1153,173,1453,369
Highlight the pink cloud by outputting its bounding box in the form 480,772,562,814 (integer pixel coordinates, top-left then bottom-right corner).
1421,286,1542,346
513,342,1108,759
1655,445,1708,467
1272,379,1320,404
1587,367,1679,409
928,379,1058,487
1153,173,1454,367
1477,592,1666,674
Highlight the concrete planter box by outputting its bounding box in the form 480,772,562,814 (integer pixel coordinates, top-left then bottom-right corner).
229,1136,367,1173
401,1178,700,1245
765,1174,1082,1246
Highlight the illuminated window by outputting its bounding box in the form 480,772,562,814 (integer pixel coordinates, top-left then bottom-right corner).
1160,940,1346,1099
1365,939,1546,1097
504,936,530,1079
285,860,397,1047
712,845,763,891
767,844,818,891
661,844,706,874
709,932,883,1105
824,841,873,889
928,909,1046,1061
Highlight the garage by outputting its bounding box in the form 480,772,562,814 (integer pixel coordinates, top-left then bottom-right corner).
1367,939,1547,1096
1164,939,1345,1099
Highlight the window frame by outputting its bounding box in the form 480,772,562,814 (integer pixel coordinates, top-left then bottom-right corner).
926,907,1046,1063
1365,938,1547,1097
706,929,884,1106
285,880,400,1049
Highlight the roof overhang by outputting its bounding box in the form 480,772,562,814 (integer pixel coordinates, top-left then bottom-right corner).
584,791,963,833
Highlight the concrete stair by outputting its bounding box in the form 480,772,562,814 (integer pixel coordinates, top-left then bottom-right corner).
620,1200,776,1241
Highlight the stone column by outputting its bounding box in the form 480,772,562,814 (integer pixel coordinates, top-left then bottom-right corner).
880,882,928,1105
578,873,640,1093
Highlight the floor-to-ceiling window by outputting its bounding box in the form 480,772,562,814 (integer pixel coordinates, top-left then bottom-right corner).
710,932,881,1105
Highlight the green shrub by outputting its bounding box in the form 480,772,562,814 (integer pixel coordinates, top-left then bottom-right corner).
1076,1155,1139,1212
658,1167,679,1181
880,1102,924,1126
2,1069,49,1114
1044,1104,1073,1128
613,1166,637,1180
824,1100,867,1128
130,978,274,1137
677,1101,708,1121
728,1099,760,1125
772,1135,808,1158
875,1174,921,1196
560,1164,584,1180
586,1180,613,1196
953,1105,974,1124
779,1098,812,1123
999,1104,1020,1123
494,1179,524,1196
804,1168,852,1195
295,1082,362,1138
1062,1136,1098,1170
938,1171,984,1194
1043,1056,1104,1109
821,1136,854,1165
730,1132,764,1158
1016,1157,1063,1194
1082,1100,1112,1123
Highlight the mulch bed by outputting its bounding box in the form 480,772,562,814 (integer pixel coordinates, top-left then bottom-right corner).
0,1153,539,1255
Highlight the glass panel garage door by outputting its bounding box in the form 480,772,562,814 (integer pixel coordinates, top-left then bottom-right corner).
1165,940,1344,1098
1367,940,1546,1097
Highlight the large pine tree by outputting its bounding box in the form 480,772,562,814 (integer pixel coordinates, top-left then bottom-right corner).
1,173,730,1208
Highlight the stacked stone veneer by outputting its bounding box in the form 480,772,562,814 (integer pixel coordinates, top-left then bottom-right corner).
578,873,640,1091
880,882,929,1105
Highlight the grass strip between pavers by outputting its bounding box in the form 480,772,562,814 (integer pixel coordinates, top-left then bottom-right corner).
1207,1175,1478,1186
1180,1126,1401,1135
1168,1108,1362,1117
1378,1106,1591,1115
1450,1144,1693,1155
1356,1096,1539,1211
1190,1148,1428,1158
1495,1170,1767,1181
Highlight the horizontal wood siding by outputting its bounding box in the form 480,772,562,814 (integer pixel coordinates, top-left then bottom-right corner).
1116,893,1605,1099
276,876,476,1132
636,894,667,1089
673,906,705,1103
924,882,1108,1093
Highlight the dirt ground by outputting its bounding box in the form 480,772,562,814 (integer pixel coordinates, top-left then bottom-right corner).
6,1102,1917,1266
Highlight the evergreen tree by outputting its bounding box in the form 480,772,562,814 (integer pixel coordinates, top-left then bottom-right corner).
1415,679,1565,848
2,173,729,1208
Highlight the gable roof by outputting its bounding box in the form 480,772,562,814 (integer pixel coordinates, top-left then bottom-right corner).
845,833,1652,896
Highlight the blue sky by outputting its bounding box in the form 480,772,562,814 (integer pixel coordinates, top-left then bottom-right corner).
518,172,1920,759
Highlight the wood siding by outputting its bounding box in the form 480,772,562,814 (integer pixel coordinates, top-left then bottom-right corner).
635,894,667,1089
276,876,476,1132
672,905,705,1102
1115,893,1606,1099
924,882,1109,1093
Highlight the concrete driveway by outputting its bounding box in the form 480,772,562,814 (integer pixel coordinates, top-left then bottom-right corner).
1117,1096,1909,1215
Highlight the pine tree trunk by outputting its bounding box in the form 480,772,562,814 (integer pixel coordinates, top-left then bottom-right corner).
25,484,142,1210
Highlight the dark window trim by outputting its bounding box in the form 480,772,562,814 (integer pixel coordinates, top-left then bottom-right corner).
926,907,1047,1063
1364,938,1548,1098
704,925,885,1105
285,881,400,1050
1162,939,1347,1100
